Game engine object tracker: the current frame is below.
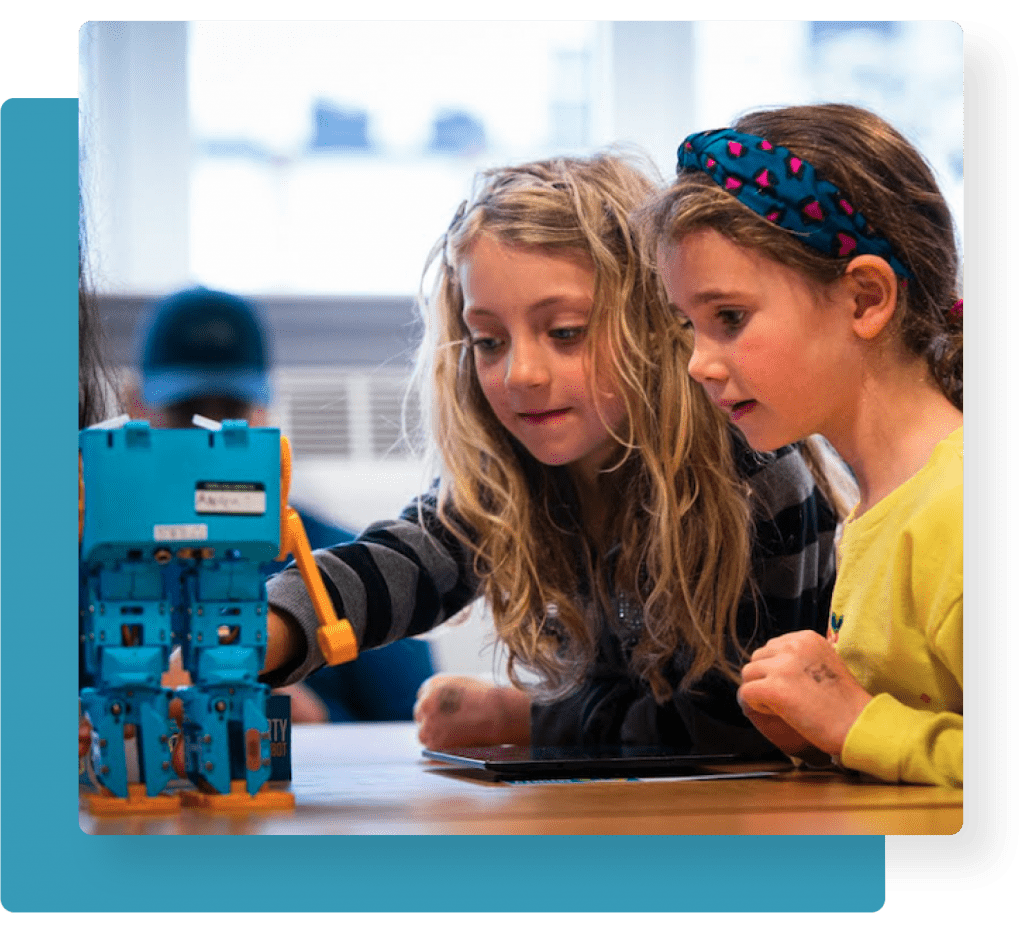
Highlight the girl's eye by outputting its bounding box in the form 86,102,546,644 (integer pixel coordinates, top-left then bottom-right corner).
549,326,586,343
718,308,746,332
470,336,503,354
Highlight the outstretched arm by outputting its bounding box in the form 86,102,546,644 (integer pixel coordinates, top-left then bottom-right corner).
263,493,479,687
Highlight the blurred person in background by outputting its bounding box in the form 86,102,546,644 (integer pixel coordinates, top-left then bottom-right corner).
127,286,436,723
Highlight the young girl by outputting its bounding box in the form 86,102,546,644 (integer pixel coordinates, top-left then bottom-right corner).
642,103,962,785
262,152,845,757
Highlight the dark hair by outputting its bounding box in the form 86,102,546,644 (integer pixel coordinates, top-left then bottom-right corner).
78,202,118,429
79,291,105,429
641,103,962,410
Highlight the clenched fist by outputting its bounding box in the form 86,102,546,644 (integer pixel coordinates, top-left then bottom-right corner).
414,675,531,750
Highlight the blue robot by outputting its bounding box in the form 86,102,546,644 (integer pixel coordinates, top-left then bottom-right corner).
79,418,357,814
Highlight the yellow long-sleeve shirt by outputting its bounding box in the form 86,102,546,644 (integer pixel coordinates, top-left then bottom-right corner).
831,427,963,787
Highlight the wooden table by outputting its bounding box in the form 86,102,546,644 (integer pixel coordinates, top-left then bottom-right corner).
80,722,962,835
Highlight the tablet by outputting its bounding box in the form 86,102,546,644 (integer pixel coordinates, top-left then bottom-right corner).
422,743,784,781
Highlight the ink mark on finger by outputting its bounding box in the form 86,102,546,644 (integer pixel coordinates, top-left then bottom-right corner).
438,687,463,715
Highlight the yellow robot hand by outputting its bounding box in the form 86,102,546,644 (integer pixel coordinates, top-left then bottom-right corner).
277,435,358,666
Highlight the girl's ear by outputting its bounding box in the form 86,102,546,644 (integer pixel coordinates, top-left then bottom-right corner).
843,255,899,341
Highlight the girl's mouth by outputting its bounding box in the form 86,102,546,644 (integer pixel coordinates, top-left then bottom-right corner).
519,408,571,426
728,400,756,421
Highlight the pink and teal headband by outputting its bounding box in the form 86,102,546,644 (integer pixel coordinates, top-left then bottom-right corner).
677,128,914,281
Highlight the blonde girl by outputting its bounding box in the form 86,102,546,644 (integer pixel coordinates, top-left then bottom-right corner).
264,152,843,755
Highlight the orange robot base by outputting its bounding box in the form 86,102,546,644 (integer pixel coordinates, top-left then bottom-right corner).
82,783,181,817
179,779,295,812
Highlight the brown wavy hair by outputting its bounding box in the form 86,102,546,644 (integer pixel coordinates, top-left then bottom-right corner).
638,103,962,410
413,151,757,703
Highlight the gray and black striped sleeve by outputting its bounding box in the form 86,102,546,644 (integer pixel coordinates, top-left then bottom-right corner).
263,490,479,687
736,440,839,646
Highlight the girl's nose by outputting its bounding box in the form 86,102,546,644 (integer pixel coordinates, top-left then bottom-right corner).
687,337,728,385
506,341,548,389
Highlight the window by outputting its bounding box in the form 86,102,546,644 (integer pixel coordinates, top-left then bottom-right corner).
189,21,598,296
81,21,962,300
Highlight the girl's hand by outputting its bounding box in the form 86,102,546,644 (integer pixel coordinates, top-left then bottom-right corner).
414,675,531,750
738,630,872,757
738,706,834,766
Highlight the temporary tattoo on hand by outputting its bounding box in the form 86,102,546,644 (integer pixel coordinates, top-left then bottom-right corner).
805,662,839,684
438,686,464,715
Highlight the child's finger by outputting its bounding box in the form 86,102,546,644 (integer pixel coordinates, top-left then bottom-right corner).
740,657,774,684
740,660,758,681
749,630,822,662
744,708,815,756
736,680,777,715
747,641,783,662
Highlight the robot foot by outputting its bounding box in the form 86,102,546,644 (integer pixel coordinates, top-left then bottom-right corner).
179,779,295,812
82,782,181,817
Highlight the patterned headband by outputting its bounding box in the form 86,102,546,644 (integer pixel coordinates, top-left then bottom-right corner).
677,128,914,280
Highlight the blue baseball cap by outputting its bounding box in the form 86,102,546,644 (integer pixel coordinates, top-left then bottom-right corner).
139,287,273,407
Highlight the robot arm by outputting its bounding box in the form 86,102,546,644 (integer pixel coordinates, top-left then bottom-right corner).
275,434,358,667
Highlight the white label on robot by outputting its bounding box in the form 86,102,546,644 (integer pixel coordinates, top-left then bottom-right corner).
154,523,209,541
194,481,267,515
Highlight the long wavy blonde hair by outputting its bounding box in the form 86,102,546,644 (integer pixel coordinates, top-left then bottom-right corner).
413,151,755,703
